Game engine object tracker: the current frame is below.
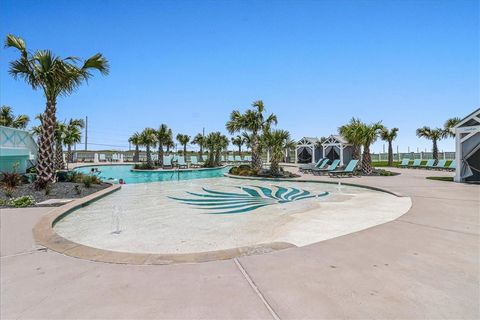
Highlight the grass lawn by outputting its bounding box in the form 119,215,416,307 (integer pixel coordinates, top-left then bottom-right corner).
426,176,454,182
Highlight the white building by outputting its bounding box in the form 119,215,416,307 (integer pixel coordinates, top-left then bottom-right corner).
454,108,480,183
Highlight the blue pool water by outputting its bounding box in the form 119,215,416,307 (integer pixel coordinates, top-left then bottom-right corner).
74,165,230,184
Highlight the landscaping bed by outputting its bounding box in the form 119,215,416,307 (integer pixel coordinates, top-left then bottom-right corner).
229,165,300,179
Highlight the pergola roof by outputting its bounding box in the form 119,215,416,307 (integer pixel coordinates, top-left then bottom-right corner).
297,137,319,146
454,108,480,129
321,135,350,147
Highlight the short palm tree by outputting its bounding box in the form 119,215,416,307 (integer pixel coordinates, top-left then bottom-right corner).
217,135,229,166
444,117,461,138
339,118,363,160
176,134,190,157
204,132,228,167
5,34,109,188
358,121,384,175
0,105,29,129
192,133,206,161
262,129,291,175
416,126,446,161
226,100,277,171
63,118,85,163
156,124,170,165
140,128,157,168
231,135,245,157
128,132,141,162
380,127,399,166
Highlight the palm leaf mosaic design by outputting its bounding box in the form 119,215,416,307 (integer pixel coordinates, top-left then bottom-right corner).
169,185,329,214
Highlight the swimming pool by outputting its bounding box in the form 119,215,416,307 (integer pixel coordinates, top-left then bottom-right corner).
74,164,229,184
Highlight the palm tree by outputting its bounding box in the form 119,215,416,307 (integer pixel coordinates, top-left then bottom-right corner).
339,118,363,160
0,105,29,129
262,129,291,175
63,118,85,163
165,129,174,155
192,133,206,161
231,135,245,157
204,132,228,167
176,134,190,157
217,135,229,166
156,124,170,166
416,127,446,161
226,100,277,171
140,128,157,168
128,132,141,162
380,127,399,166
358,121,384,175
5,34,109,188
54,122,67,170
444,117,461,138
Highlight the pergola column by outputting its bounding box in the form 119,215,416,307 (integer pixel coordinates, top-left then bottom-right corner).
311,145,315,163
339,145,344,166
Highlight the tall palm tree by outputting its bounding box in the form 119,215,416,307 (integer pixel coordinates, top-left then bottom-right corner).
339,118,363,160
0,105,29,129
5,34,109,188
140,128,157,168
444,117,461,138
192,133,206,161
416,127,446,161
176,134,190,157
128,132,141,162
226,100,277,171
380,127,399,166
358,121,384,175
63,118,85,163
262,129,291,175
156,124,170,165
231,135,245,157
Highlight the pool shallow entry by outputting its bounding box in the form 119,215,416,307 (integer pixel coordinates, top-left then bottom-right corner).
169,185,329,214
54,177,412,255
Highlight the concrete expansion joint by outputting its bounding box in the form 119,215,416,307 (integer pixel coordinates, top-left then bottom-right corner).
234,258,281,320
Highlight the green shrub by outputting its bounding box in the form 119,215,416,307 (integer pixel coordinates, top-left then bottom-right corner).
3,187,14,198
82,175,101,188
65,171,84,183
44,184,52,195
134,163,155,170
56,170,70,182
0,199,8,206
26,166,38,174
1,171,22,188
10,196,35,208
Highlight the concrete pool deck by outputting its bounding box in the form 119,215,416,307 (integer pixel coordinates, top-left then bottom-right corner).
1,168,479,319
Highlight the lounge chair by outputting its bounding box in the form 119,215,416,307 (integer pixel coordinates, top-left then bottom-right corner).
244,155,252,162
408,159,422,169
419,159,435,169
312,159,341,175
398,158,410,168
447,160,456,171
177,156,188,168
429,159,447,170
300,158,327,173
163,156,173,169
190,156,201,168
328,160,359,178
234,155,242,162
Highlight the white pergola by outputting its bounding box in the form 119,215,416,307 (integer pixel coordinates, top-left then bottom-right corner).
454,108,480,183
321,135,351,166
295,137,319,164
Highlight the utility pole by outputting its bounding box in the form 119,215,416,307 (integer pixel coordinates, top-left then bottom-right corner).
84,116,88,151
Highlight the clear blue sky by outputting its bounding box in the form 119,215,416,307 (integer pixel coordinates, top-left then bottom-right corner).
1,0,478,152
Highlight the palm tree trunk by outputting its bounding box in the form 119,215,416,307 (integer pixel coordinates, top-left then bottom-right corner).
36,100,56,188
146,145,152,168
387,141,393,166
158,143,164,166
67,145,73,163
352,145,361,160
361,145,372,175
238,145,242,157
208,149,215,167
184,145,187,158
134,145,139,162
270,159,280,176
198,147,203,162
251,135,262,171
432,139,438,161
55,140,65,170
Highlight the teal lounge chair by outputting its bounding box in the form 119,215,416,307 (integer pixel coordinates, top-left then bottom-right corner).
328,160,359,178
190,156,201,168
163,156,173,169
313,159,340,175
234,155,242,162
177,156,187,168
408,159,422,168
419,159,435,169
398,158,410,168
429,159,447,170
299,158,326,172
447,160,456,171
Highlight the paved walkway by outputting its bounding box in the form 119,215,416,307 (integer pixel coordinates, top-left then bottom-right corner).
1,168,478,319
